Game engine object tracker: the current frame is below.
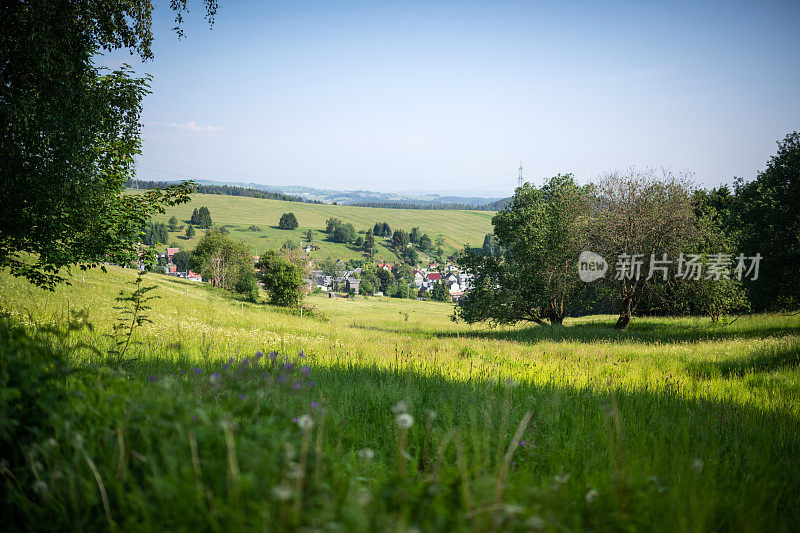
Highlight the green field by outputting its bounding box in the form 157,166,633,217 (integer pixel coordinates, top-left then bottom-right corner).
143,191,495,261
2,266,800,530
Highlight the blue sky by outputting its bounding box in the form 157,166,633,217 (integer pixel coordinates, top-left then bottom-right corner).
100,0,800,196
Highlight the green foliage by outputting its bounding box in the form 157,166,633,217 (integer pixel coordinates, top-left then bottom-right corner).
142,221,169,246
249,225,262,232
172,250,193,272
430,280,450,301
409,226,421,244
108,274,158,361
418,233,433,251
184,224,196,239
190,206,213,228
192,230,253,290
0,314,67,465
278,212,299,230
326,218,356,243
168,215,179,231
732,132,800,311
482,233,498,255
234,269,260,303
392,229,409,250
363,229,375,255
374,222,392,237
306,229,313,241
257,250,304,307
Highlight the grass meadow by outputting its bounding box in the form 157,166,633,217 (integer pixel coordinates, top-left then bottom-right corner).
2,266,799,531
139,191,494,261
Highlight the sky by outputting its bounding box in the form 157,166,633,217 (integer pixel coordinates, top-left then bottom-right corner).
99,0,800,196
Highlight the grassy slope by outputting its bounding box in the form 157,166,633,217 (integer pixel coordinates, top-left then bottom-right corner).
2,267,800,530
143,191,495,261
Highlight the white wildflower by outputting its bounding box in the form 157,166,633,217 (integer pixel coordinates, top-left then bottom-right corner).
426,410,437,423
396,413,414,429
357,448,375,460
296,414,314,431
586,488,598,503
692,458,703,473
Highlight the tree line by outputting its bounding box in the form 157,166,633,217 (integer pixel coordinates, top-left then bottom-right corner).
457,132,800,330
126,179,323,204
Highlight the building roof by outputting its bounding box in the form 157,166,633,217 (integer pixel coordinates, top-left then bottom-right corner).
426,272,442,281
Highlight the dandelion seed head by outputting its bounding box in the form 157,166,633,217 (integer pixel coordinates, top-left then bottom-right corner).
357,448,375,460
586,488,599,504
396,413,414,429
297,414,314,431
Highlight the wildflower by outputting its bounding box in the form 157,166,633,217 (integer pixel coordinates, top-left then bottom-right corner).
33,480,48,494
46,438,57,448
296,414,314,431
426,410,437,423
692,458,703,473
194,367,202,375
238,393,246,400
272,485,293,501
269,351,278,360
190,415,197,422
307,381,315,388
298,350,305,358
357,448,375,460
293,381,303,390
301,366,311,375
554,473,571,484
262,372,270,379
396,413,414,429
278,375,286,383
392,401,409,414
209,372,220,384
222,363,230,370
310,401,320,409
147,375,158,382
284,362,295,371
586,488,599,504
520,440,526,446
254,351,264,360
241,358,249,367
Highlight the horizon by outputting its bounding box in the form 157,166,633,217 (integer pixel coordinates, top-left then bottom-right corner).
98,0,800,195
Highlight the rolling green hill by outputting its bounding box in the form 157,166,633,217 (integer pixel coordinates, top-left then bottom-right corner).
143,191,495,261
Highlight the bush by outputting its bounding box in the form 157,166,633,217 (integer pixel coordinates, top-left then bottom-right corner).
234,270,260,303
257,250,305,307
278,213,299,230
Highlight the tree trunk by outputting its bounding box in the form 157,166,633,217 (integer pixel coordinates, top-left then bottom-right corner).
615,298,632,330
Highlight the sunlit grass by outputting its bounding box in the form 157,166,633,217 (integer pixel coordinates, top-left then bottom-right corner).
2,266,799,530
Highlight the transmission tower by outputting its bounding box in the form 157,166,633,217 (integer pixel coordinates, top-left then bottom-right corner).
517,163,523,188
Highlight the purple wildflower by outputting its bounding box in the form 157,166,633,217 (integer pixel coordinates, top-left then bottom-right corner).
191,415,197,422
238,393,247,400
268,351,278,360
521,440,526,446
194,367,202,374
254,351,264,360
301,366,311,375
308,381,315,388
310,401,319,409
293,382,303,390
241,358,249,367
284,362,295,371
222,363,230,370
298,351,305,358
262,372,270,379
278,375,286,383
147,375,158,382
211,372,221,381
291,417,298,423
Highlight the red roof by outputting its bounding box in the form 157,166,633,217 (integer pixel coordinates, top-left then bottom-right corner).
166,247,179,256
426,272,442,281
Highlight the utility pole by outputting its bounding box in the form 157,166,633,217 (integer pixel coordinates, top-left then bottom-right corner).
517,162,524,188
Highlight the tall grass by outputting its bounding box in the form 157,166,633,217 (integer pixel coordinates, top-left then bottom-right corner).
1,266,799,530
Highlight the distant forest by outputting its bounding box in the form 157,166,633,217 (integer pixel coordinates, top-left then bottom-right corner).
125,180,323,204
350,198,508,211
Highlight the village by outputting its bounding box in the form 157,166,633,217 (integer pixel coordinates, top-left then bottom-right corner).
150,246,473,303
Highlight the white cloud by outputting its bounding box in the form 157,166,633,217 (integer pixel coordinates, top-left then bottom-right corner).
147,120,222,133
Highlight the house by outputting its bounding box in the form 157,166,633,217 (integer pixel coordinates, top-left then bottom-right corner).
376,262,392,271
187,271,202,282
345,277,360,294
166,247,179,263
426,272,442,282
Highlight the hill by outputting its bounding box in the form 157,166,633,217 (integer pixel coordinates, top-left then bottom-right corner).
144,191,495,261
2,266,799,529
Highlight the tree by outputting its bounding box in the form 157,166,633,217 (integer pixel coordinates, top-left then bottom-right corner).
431,280,450,301
326,218,356,243
279,212,299,230
234,270,259,303
257,250,304,307
456,175,593,326
482,234,498,255
142,222,169,246
185,225,196,239
418,234,433,251
192,230,253,290
172,250,193,272
198,207,213,229
732,132,800,311
168,216,179,231
364,229,375,256
592,169,697,330
376,268,393,293
306,229,313,242
392,229,409,250
409,227,421,244
190,208,200,225
374,222,391,237
0,1,217,289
